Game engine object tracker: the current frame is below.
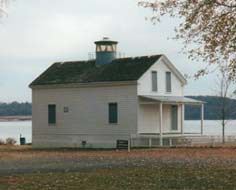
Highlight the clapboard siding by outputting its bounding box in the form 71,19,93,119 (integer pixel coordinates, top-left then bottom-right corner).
32,84,138,148
137,104,182,134
138,57,184,97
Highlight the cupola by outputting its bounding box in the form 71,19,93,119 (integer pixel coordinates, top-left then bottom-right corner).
95,37,118,65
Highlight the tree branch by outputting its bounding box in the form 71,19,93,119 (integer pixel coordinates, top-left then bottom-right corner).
215,0,236,8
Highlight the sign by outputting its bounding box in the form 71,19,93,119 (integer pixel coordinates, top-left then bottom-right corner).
116,140,129,150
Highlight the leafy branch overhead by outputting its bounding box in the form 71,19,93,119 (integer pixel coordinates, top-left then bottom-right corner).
139,0,236,79
0,0,9,17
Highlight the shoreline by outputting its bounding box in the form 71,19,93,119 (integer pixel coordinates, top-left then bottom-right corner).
0,116,32,122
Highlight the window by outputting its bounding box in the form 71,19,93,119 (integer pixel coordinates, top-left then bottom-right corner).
166,72,172,93
96,44,116,52
48,104,56,124
64,107,69,113
109,103,118,124
151,71,158,92
171,105,178,130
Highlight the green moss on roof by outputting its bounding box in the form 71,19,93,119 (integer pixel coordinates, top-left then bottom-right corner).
30,55,162,86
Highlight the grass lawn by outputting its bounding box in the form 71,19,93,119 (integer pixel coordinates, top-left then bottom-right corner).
1,165,236,190
1,146,236,189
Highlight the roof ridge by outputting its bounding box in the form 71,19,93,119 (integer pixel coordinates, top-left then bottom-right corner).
59,59,96,65
113,54,162,61
54,55,162,65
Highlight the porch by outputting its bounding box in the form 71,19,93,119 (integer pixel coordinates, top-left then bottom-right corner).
130,134,236,147
137,95,205,146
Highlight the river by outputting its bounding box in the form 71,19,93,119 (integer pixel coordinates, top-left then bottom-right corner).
0,120,236,144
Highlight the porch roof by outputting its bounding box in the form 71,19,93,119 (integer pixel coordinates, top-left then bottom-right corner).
139,95,205,105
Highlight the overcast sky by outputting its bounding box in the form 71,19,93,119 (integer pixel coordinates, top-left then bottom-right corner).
0,0,217,102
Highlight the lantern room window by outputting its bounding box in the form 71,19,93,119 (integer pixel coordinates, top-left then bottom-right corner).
96,44,117,52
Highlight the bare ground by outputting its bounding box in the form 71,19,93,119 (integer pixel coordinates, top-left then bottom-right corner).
1,146,236,176
0,116,31,122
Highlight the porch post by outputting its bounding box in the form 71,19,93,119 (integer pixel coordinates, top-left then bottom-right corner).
181,104,185,135
159,102,163,146
201,104,204,135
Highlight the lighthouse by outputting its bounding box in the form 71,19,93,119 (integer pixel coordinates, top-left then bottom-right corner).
95,37,118,65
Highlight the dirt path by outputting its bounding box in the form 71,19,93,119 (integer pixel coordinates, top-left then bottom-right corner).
1,146,236,176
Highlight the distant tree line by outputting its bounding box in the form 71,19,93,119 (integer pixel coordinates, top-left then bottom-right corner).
185,96,236,120
1,96,236,119
0,102,32,116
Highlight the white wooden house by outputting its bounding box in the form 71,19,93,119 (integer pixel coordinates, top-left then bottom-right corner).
30,38,204,148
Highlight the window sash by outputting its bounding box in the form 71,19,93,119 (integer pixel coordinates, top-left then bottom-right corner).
48,104,56,124
166,72,172,92
152,71,158,92
109,103,118,124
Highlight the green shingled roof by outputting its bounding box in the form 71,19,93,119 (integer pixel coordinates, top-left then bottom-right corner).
30,55,162,87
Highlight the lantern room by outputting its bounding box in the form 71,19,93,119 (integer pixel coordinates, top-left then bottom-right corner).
95,37,118,65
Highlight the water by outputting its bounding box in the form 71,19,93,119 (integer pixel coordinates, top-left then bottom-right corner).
0,121,31,144
184,120,236,136
0,120,236,144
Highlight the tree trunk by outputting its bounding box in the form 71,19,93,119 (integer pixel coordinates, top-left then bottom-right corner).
222,120,225,144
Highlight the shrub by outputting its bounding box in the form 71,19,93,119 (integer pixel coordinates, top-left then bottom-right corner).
0,139,5,145
5,138,17,145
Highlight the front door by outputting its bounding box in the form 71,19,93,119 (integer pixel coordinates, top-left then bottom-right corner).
171,105,178,131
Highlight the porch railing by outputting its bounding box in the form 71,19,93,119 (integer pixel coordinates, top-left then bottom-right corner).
130,135,236,147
